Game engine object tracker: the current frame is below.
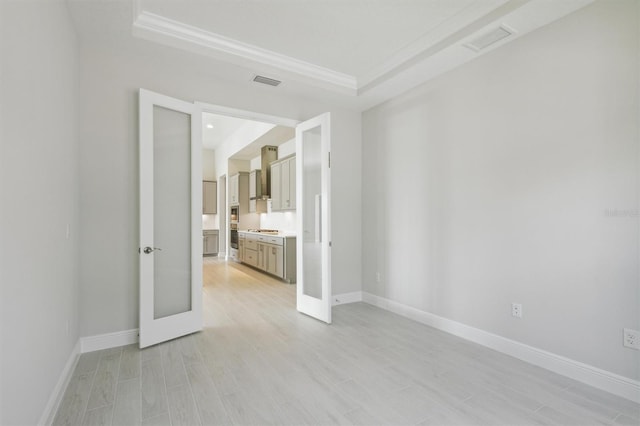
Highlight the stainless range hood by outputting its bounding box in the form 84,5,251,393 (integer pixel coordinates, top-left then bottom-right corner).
260,145,278,199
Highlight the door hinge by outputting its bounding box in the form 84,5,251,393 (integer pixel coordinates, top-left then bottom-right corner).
328,152,331,168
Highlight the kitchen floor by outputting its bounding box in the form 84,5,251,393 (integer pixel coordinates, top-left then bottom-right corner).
53,258,639,425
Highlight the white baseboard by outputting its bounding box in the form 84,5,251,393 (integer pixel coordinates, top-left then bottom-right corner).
332,291,363,306
362,292,640,403
38,340,80,426
80,328,139,353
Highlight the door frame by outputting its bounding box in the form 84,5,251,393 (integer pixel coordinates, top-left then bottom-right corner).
196,101,300,262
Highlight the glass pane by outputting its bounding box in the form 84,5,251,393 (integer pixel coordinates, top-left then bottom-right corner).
153,105,192,319
302,125,323,299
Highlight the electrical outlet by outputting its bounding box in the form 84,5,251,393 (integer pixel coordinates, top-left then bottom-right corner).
623,328,639,350
511,303,522,318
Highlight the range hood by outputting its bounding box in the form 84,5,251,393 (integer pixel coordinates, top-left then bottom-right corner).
260,145,278,199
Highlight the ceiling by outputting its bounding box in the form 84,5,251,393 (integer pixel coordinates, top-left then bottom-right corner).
202,113,248,150
137,0,485,78
68,0,594,110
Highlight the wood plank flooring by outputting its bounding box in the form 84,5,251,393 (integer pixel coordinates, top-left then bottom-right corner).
54,257,639,425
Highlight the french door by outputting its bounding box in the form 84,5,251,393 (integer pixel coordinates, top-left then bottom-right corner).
139,89,202,348
296,113,332,323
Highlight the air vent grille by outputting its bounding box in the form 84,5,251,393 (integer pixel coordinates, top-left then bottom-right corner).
465,26,514,52
252,75,282,87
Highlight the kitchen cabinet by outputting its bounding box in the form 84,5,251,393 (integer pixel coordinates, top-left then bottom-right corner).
249,170,266,213
266,244,283,277
238,233,245,261
202,181,217,214
229,172,249,207
203,230,219,256
270,161,281,210
270,155,296,211
237,231,296,282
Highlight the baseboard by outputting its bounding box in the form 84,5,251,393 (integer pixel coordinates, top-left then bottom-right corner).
362,292,640,403
80,328,139,353
38,340,81,426
332,291,363,306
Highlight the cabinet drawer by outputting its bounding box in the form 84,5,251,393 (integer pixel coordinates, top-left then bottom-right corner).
244,248,258,267
245,237,258,250
257,235,283,246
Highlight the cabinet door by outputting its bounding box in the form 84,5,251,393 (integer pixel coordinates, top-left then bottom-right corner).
282,159,290,210
203,181,217,214
238,239,244,261
230,174,239,205
288,157,296,210
271,162,281,211
258,243,266,270
249,198,256,213
211,234,219,254
267,245,283,278
249,171,256,199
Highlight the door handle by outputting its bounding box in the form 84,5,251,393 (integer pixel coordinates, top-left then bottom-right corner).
142,246,162,254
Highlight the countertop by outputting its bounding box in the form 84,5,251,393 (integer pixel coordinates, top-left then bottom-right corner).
239,230,296,238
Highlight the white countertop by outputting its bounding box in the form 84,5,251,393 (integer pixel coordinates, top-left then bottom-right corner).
239,230,296,237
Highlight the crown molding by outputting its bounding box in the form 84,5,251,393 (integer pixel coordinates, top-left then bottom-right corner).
131,0,596,109
132,10,358,93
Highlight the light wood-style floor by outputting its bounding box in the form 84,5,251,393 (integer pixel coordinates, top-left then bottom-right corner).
54,257,639,425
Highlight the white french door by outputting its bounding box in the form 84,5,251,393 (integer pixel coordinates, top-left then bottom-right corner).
139,89,202,348
296,113,332,323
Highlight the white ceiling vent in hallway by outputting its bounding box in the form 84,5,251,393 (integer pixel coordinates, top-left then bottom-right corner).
464,25,515,52
252,75,282,87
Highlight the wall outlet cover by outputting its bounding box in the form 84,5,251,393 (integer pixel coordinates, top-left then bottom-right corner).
511,303,522,318
623,328,639,350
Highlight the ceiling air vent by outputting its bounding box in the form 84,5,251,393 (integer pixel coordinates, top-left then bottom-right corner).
464,25,514,52
252,75,282,87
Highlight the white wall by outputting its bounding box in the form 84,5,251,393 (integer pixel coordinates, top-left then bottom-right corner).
0,1,81,424
362,0,639,380
78,39,362,336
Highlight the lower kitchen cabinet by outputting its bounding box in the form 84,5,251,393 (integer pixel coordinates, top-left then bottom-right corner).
238,232,296,283
203,230,219,256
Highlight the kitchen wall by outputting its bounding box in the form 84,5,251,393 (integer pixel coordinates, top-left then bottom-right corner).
78,37,362,336
0,1,81,424
362,0,639,381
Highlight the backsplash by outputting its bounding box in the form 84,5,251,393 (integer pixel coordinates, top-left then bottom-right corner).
202,214,218,230
260,200,296,232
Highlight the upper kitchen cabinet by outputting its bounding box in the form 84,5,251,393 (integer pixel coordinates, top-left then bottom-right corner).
229,172,249,207
202,180,217,214
249,170,267,213
270,155,296,211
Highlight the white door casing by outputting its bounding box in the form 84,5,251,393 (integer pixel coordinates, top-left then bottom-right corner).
139,89,203,348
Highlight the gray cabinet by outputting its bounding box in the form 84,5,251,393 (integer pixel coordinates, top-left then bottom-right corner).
203,181,217,214
238,232,296,283
203,230,219,256
270,155,296,211
229,174,239,206
229,172,249,208
249,170,266,213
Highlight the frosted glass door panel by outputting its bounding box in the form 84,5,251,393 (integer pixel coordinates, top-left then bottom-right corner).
153,105,192,319
302,126,322,299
